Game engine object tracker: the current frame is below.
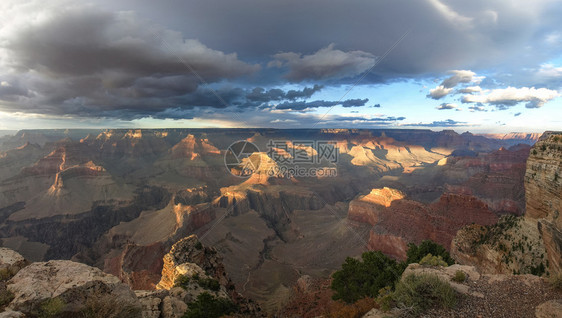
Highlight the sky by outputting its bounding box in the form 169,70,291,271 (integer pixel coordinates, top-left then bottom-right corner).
0,0,561,133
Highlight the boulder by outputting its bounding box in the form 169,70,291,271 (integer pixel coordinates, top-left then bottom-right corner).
160,295,188,318
135,290,169,318
0,248,28,279
6,260,141,316
0,248,26,269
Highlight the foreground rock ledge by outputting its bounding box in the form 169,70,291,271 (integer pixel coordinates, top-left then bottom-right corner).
7,260,141,316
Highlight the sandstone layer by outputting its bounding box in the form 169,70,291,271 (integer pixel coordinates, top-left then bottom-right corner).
525,132,562,274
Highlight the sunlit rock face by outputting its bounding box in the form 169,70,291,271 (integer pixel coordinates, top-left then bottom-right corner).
525,132,562,274
350,188,498,260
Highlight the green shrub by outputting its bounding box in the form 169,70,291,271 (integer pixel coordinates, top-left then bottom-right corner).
376,286,394,312
38,297,65,318
452,270,466,283
406,240,454,266
174,275,191,289
529,262,546,276
0,267,18,281
0,289,14,308
419,254,448,267
175,273,220,292
331,251,404,303
392,273,457,316
194,242,203,250
182,292,237,318
0,269,11,281
197,277,220,291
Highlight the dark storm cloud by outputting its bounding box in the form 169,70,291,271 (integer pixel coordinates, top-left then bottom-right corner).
0,1,259,118
285,85,324,100
4,7,259,79
99,0,562,79
1,0,562,124
275,98,369,111
270,44,376,82
246,85,323,103
341,99,369,108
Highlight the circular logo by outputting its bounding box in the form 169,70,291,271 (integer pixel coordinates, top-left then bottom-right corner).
224,140,261,177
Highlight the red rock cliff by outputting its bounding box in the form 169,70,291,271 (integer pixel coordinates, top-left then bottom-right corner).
349,188,498,260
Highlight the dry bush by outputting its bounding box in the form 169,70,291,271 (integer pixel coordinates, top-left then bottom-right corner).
325,297,377,318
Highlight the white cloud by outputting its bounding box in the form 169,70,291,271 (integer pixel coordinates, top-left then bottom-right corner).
270,119,297,123
462,86,560,109
537,64,562,79
458,86,482,93
428,70,485,99
427,85,453,99
441,70,483,88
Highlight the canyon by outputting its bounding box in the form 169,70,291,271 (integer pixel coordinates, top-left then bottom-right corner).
0,128,551,312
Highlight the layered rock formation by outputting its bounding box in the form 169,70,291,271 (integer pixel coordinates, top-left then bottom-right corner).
216,184,325,236
450,131,561,276
525,132,562,274
349,188,499,260
439,144,530,215
481,132,541,145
